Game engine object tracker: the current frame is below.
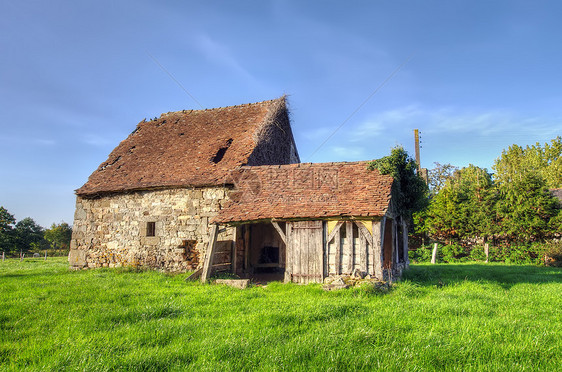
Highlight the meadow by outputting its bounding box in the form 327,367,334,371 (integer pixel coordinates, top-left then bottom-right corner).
1,258,560,371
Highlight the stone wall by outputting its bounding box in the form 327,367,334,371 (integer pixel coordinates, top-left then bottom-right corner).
69,187,234,272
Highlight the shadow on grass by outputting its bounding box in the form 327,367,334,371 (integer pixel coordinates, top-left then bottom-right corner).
403,263,562,289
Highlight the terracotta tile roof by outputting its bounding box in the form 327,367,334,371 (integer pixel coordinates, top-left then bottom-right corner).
212,161,394,223
76,97,291,195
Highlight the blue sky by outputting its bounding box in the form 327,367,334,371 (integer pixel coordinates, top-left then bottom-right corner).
1,0,561,227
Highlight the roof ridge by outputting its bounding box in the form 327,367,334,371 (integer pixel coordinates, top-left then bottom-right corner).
158,96,285,118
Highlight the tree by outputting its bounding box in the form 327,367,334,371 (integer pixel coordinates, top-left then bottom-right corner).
44,222,72,250
495,172,560,242
0,206,16,252
14,217,46,253
419,165,495,243
493,136,562,189
368,146,429,223
427,162,458,196
492,137,561,242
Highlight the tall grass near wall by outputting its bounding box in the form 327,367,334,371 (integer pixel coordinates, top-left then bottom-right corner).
1,258,561,371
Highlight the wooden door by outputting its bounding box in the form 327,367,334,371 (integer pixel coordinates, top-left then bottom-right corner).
288,221,324,284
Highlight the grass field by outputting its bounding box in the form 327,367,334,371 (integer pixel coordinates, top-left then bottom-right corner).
1,258,561,371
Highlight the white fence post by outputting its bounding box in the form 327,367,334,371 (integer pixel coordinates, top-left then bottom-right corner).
484,243,489,263
431,243,438,264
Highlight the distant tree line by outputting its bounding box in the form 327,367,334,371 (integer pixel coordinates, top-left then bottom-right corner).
0,206,72,256
412,136,562,264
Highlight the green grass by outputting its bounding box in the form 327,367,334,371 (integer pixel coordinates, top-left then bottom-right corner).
1,259,561,371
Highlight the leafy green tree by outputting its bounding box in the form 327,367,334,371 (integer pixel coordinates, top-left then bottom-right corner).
14,217,46,253
368,146,429,223
495,172,560,242
492,136,561,242
0,206,16,252
428,162,458,195
494,136,562,189
418,165,495,243
44,222,72,250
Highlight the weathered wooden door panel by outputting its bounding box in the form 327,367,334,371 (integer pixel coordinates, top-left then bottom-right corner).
289,221,323,284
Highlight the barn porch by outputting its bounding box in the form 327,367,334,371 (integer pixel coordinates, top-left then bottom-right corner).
201,216,409,284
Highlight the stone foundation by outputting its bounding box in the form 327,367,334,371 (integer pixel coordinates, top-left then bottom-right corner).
70,187,234,271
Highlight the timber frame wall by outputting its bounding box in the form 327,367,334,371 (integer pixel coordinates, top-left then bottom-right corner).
202,216,409,284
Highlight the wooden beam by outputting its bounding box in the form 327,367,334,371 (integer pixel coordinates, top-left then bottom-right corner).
359,232,367,274
284,223,292,282
355,222,373,246
232,226,238,275
326,221,344,243
244,225,250,273
201,224,219,283
345,222,353,274
334,224,341,275
323,222,328,280
372,220,383,279
319,222,325,282
271,221,286,244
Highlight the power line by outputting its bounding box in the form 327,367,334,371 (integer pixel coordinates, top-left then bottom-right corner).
146,51,204,110
305,53,415,162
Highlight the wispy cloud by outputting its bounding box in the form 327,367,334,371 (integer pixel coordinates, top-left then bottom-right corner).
193,33,260,86
0,135,56,146
350,105,561,141
330,146,365,159
82,134,114,147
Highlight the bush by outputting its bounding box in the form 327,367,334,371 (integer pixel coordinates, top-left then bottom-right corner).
469,245,487,261
408,242,555,265
440,244,468,262
408,245,433,263
542,240,562,267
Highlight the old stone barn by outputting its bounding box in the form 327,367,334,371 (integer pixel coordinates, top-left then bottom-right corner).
70,97,409,282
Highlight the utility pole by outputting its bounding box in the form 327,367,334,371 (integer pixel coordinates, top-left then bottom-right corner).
414,129,421,172
414,129,428,183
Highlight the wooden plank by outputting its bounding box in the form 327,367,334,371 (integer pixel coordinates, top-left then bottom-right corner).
232,226,238,275
184,267,202,281
359,232,367,274
284,223,292,282
315,221,323,282
326,221,344,243
346,222,353,274
244,225,250,273
302,223,308,284
322,222,328,281
201,224,219,283
271,221,286,244
372,220,383,279
292,223,299,283
334,226,341,275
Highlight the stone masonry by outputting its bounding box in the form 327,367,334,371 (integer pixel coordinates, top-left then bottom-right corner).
69,187,234,271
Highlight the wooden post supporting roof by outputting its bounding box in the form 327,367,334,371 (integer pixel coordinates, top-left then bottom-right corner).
345,222,353,274
271,221,286,244
201,224,219,283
